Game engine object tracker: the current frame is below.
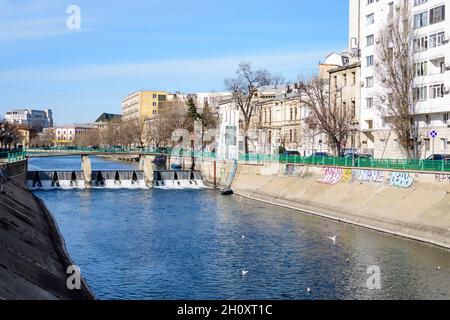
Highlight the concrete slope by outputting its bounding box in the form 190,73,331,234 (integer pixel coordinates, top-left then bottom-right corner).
0,161,94,300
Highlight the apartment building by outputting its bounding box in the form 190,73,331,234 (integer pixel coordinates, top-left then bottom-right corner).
54,124,96,145
354,0,450,158
121,90,168,121
4,109,53,132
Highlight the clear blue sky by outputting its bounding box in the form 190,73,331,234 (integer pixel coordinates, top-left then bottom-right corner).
0,0,348,125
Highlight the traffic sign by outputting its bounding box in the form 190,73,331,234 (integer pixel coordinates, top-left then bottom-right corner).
430,130,438,138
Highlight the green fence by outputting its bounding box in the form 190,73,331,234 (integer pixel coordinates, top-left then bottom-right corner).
25,147,450,172
0,150,27,163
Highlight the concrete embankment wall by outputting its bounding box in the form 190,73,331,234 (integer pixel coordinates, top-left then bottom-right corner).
201,160,450,249
0,160,94,300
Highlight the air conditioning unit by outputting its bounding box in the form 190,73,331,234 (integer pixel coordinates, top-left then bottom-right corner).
447,120,450,126
444,87,450,95
360,81,365,88
443,37,450,44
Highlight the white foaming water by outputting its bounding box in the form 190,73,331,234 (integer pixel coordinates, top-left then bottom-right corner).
92,179,148,189
27,179,148,190
27,180,85,190
153,179,207,190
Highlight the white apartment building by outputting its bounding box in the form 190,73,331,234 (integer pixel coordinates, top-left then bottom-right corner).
4,109,53,131
353,0,450,158
54,124,96,144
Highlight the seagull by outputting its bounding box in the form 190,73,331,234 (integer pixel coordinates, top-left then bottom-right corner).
437,266,441,271
298,233,302,237
327,235,337,244
242,235,246,239
241,270,249,276
306,288,312,294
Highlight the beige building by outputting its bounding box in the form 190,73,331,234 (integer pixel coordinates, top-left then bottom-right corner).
54,124,96,145
122,90,168,121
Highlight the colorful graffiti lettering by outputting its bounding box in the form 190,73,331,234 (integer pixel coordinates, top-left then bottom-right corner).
435,174,450,183
342,169,353,183
352,170,384,183
285,164,305,176
390,172,414,189
318,167,343,185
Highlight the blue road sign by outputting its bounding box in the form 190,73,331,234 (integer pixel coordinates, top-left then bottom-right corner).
430,130,438,138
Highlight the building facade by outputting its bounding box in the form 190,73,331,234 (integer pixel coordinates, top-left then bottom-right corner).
4,109,53,132
354,0,450,158
121,91,168,121
53,125,96,145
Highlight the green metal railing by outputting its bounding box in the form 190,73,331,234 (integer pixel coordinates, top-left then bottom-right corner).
25,147,450,172
0,150,27,163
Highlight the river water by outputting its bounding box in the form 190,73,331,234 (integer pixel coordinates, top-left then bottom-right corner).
29,156,450,300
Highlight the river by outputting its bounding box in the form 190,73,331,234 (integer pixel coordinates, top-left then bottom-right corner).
29,156,450,300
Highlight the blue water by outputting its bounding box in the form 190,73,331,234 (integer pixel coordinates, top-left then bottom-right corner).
30,156,450,300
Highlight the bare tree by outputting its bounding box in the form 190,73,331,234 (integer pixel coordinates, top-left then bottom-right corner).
100,119,123,147
122,118,147,147
225,62,272,154
0,121,22,149
271,73,286,88
74,129,100,147
375,3,415,158
298,76,352,156
30,130,55,147
146,100,187,148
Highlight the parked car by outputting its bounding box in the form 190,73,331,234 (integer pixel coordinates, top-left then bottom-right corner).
284,150,301,157
427,154,450,161
310,152,331,158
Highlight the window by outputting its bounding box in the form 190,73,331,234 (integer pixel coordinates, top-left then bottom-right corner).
413,36,428,53
414,11,428,29
442,138,448,151
366,13,374,25
414,0,427,6
414,86,428,101
429,31,445,48
430,5,445,25
152,94,157,99
366,76,374,88
343,74,347,86
366,55,374,67
414,61,428,77
366,34,374,46
430,84,444,99
367,0,374,4
366,97,374,109
444,113,449,123
152,102,157,106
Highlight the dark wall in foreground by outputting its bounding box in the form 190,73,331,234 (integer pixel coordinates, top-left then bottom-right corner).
0,160,94,300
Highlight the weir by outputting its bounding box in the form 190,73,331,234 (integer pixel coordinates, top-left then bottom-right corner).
153,170,206,189
27,170,147,190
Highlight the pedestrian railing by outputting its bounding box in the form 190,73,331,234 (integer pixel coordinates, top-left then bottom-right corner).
0,150,27,163
24,147,450,172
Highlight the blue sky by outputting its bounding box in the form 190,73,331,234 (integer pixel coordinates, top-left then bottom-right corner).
0,0,348,124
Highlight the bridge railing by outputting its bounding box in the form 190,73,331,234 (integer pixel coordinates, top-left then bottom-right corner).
25,147,450,172
0,150,27,163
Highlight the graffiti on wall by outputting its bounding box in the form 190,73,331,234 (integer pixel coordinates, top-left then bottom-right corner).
389,172,414,189
435,174,450,183
318,167,344,185
352,169,384,183
319,167,385,185
285,164,306,177
318,167,414,188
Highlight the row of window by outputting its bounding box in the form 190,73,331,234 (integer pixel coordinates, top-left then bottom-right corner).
413,83,446,101
413,5,445,29
413,31,447,53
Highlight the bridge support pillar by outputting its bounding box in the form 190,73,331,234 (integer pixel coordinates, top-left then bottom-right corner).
140,155,155,187
81,155,92,187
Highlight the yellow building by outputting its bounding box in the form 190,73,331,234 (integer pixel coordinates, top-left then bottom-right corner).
121,90,168,122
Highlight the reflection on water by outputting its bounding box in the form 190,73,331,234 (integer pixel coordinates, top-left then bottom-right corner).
30,156,450,300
